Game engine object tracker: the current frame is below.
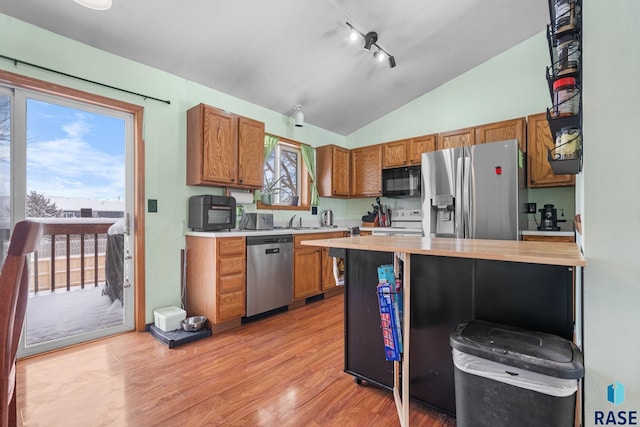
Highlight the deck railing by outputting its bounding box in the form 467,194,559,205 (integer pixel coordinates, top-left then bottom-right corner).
29,218,120,294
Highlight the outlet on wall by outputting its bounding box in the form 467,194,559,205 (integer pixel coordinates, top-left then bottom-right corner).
526,202,537,214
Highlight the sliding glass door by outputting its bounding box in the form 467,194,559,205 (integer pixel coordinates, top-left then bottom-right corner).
1,85,135,356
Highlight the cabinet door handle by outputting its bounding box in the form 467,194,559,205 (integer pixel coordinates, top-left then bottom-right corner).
231,178,235,182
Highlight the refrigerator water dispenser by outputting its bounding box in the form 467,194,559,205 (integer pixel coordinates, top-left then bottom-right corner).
432,194,455,235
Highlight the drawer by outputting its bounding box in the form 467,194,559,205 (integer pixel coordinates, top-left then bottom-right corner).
522,235,575,243
219,272,245,293
218,237,245,256
219,255,245,275
217,290,245,322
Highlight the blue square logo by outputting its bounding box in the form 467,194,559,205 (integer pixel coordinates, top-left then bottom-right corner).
608,381,625,406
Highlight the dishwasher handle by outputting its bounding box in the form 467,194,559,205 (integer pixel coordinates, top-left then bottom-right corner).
265,248,280,255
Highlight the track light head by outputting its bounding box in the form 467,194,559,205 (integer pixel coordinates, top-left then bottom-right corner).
388,56,396,68
363,32,378,51
373,49,386,62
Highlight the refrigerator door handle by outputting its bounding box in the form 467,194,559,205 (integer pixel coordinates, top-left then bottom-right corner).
463,155,472,238
455,156,464,238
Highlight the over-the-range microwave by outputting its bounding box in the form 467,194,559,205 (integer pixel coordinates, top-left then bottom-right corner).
382,165,421,198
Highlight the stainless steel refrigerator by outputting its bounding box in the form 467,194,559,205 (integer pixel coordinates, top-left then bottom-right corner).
421,139,526,240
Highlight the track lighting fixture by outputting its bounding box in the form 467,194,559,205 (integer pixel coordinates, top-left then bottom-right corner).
345,22,396,68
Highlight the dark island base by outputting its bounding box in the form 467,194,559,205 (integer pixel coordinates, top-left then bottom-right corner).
343,249,573,416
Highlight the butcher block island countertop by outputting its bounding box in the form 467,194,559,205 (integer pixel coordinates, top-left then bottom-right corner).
301,235,585,267
302,235,585,426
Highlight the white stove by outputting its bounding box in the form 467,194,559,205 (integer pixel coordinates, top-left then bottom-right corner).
371,209,423,236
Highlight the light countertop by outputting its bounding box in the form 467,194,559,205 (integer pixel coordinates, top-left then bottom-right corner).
185,226,349,238
301,235,585,267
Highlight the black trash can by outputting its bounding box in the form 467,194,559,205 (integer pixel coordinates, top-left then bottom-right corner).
450,320,584,427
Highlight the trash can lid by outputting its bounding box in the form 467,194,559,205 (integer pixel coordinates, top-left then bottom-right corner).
450,320,584,379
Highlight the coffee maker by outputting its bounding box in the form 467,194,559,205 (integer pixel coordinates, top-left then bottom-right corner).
537,204,561,231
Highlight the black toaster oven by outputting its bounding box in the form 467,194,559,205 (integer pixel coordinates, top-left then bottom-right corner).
188,195,236,231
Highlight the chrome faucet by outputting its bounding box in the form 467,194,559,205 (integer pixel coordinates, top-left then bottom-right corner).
288,215,296,229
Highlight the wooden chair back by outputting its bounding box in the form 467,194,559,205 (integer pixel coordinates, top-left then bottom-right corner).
0,221,43,427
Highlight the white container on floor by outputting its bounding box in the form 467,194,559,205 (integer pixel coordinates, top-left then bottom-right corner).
153,306,186,332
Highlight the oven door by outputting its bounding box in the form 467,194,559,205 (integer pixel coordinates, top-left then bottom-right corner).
382,166,421,198
371,228,424,237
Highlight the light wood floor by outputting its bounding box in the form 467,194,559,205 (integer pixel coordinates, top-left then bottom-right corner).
16,293,456,426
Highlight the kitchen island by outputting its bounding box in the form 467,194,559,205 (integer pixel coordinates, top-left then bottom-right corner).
301,235,586,426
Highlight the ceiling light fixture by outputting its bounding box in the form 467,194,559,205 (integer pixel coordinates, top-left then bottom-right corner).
345,22,396,68
73,0,112,10
292,105,304,128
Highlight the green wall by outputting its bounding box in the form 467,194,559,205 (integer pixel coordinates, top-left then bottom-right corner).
0,14,343,321
0,14,578,319
344,32,576,224
582,0,640,418
4,2,639,420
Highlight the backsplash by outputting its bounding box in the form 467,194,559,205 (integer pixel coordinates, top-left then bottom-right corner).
525,186,575,231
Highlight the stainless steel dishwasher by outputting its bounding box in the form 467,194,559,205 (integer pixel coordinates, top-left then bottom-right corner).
245,234,293,317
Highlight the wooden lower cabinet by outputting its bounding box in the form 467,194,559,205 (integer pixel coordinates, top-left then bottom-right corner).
522,234,575,243
294,246,322,299
294,232,345,299
185,236,246,327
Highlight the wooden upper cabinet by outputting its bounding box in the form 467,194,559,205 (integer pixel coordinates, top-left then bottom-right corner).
187,105,237,185
408,134,437,164
475,117,526,152
383,134,437,168
382,139,409,168
438,127,475,150
187,103,264,189
351,144,382,197
527,113,575,188
237,117,265,187
316,145,350,197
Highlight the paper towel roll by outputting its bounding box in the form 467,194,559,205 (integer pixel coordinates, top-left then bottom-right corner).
229,190,255,205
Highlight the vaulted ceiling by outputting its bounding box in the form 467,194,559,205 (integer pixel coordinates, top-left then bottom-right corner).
0,0,548,135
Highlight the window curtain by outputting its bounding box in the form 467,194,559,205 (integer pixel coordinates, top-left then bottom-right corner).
300,144,319,206
255,134,281,201
264,134,279,160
